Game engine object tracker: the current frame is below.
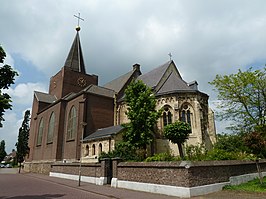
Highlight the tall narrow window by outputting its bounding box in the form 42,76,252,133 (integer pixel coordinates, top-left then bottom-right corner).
67,106,77,140
180,104,192,126
92,144,96,155
85,145,89,156
47,112,55,143
163,106,172,126
98,143,102,155
37,118,44,146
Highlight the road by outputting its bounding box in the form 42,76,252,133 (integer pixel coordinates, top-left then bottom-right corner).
0,168,265,199
0,168,177,199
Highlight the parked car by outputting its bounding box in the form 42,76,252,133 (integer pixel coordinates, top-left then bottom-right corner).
0,164,5,168
5,164,12,168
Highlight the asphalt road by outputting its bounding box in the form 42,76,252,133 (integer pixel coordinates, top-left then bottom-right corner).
0,168,177,199
0,168,266,199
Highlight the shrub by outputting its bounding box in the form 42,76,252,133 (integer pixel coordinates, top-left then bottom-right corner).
145,152,177,162
185,144,207,161
99,141,143,161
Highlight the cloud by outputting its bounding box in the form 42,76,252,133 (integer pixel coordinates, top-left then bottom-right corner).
5,82,47,105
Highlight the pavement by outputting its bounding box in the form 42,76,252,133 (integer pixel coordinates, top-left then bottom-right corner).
1,168,266,199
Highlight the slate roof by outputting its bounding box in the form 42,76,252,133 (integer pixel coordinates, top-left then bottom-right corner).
34,91,57,103
103,70,135,93
157,72,193,95
64,31,86,74
84,85,115,98
83,125,124,141
137,61,171,88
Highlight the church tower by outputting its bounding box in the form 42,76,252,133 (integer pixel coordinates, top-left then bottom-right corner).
48,26,98,99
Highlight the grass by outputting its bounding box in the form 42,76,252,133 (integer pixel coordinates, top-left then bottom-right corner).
224,177,266,193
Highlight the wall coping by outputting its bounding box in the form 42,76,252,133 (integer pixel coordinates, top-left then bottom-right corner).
51,162,101,167
118,159,266,168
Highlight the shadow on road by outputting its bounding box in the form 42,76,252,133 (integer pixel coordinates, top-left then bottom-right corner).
0,194,65,199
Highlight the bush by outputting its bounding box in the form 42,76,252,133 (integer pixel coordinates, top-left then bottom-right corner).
205,148,255,160
145,152,177,162
99,141,143,161
185,144,207,161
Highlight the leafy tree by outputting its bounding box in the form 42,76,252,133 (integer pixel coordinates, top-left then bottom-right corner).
16,110,30,172
0,45,18,127
243,131,266,158
123,80,161,159
213,133,248,152
0,140,7,161
164,121,191,159
209,68,266,132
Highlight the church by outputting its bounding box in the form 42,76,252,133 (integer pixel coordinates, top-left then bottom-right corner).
27,26,216,164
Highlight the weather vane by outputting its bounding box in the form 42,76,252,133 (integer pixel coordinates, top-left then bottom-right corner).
168,52,172,61
74,12,84,31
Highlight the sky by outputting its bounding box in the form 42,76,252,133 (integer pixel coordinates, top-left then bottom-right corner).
1,0,266,153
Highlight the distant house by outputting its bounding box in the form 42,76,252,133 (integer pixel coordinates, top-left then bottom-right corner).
4,150,16,163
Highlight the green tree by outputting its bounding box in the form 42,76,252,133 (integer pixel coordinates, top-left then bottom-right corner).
16,110,30,172
243,131,266,158
123,80,161,159
0,140,7,161
209,68,266,132
164,121,191,159
214,133,248,152
0,45,18,127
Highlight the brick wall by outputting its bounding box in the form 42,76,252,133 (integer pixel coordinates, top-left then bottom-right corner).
25,159,266,188
115,160,266,187
51,162,102,177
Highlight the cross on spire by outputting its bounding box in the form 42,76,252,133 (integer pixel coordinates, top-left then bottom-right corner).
74,13,84,30
168,52,172,61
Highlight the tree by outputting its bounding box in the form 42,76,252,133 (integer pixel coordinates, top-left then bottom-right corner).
164,121,191,159
16,110,30,172
0,45,18,127
123,80,161,158
243,131,266,158
0,140,7,162
209,68,266,132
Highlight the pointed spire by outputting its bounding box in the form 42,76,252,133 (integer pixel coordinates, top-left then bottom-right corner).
64,29,86,73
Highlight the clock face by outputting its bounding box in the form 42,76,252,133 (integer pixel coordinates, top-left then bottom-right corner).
77,77,87,87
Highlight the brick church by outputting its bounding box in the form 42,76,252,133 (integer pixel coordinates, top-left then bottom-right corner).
27,27,216,163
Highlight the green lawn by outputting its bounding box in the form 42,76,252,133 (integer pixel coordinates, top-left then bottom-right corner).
224,177,266,193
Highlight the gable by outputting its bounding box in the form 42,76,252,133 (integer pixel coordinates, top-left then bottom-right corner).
156,71,193,95
137,61,171,89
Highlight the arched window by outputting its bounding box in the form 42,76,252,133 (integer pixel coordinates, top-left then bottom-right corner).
47,112,55,143
98,143,102,155
180,104,192,126
67,106,77,140
37,118,44,146
163,106,172,126
85,145,89,156
92,144,96,155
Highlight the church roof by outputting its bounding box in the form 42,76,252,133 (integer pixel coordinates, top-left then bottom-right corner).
137,61,171,88
103,69,136,93
83,125,124,141
34,91,57,103
156,71,193,95
64,31,86,73
84,85,115,98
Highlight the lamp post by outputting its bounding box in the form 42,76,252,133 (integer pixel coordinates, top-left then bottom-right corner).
78,121,87,186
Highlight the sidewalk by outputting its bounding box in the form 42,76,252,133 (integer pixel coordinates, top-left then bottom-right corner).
22,172,266,199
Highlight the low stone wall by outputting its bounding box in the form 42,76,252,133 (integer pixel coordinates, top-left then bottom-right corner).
114,160,266,187
51,162,101,178
24,162,52,175
25,159,266,197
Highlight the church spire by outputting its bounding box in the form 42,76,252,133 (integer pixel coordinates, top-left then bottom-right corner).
64,27,86,73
